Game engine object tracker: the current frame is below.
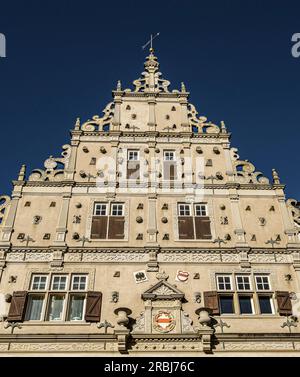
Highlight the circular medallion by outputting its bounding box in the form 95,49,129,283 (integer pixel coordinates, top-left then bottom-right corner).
153,311,175,333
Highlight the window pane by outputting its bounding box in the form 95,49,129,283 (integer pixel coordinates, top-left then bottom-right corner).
94,204,107,216
255,276,270,290
219,296,234,314
239,296,253,314
111,204,123,216
259,296,273,314
236,276,251,290
217,276,232,290
52,276,67,290
72,275,87,291
47,295,65,321
68,295,85,321
164,151,175,161
128,151,139,161
178,204,190,216
31,275,47,290
195,204,207,216
26,295,44,320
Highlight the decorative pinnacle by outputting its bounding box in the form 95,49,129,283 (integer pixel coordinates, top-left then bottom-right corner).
117,80,122,91
181,82,186,92
220,121,227,133
272,169,280,184
74,117,80,130
18,164,26,181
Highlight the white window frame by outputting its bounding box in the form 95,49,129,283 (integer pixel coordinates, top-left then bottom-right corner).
31,275,48,291
255,275,271,291
127,150,139,161
94,203,107,216
194,204,207,217
46,293,67,322
51,275,68,291
163,150,175,161
25,294,46,321
238,295,255,315
111,203,124,216
236,275,252,291
216,275,233,291
257,294,274,315
178,203,191,216
71,275,88,291
67,293,87,321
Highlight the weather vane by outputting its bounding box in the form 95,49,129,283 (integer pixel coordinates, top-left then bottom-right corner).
142,32,160,51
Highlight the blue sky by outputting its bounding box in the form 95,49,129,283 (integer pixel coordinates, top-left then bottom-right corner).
0,0,299,198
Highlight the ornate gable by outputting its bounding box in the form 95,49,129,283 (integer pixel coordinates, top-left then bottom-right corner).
142,279,184,301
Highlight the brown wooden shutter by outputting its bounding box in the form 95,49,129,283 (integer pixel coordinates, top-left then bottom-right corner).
204,291,220,315
276,291,292,316
127,161,140,179
108,216,125,239
178,217,194,239
7,291,27,322
85,291,102,322
195,217,212,239
91,216,108,239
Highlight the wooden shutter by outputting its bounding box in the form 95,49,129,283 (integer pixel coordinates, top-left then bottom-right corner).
7,291,27,322
195,217,212,239
127,161,140,179
178,217,194,239
204,291,220,315
108,216,125,239
91,216,108,239
85,291,102,322
276,291,292,316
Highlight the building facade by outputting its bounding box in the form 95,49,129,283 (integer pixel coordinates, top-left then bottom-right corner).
0,49,300,356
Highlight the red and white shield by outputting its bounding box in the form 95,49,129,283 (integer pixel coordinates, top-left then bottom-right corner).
176,270,189,282
154,311,175,333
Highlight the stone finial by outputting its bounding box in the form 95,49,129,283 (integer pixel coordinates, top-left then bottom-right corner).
181,82,186,92
272,168,280,184
74,117,80,130
220,121,227,133
17,164,26,181
117,80,122,91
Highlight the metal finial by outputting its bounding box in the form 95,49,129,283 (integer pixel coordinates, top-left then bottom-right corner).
142,32,160,51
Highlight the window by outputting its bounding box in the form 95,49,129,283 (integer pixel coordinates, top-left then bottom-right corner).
31,275,48,290
94,203,107,216
177,203,211,240
91,202,125,240
238,296,254,314
255,275,271,291
128,150,139,161
68,295,85,321
25,273,89,322
71,275,87,291
127,150,140,179
178,204,191,216
47,294,65,321
51,275,67,291
195,204,207,216
164,151,175,161
258,296,273,314
219,295,234,314
26,295,44,321
236,275,251,291
111,204,124,216
217,275,232,291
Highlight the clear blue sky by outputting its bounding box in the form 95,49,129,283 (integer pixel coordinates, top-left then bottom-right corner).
0,0,299,198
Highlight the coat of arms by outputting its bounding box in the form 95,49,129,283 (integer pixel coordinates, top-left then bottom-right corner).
175,270,189,282
153,310,176,333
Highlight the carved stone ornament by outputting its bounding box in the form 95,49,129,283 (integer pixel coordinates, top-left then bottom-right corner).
28,145,71,182
0,196,10,225
187,104,220,134
231,149,269,184
81,102,114,132
287,199,300,225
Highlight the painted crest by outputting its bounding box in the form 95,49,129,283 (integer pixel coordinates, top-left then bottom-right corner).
175,270,189,282
133,270,148,284
153,310,175,333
